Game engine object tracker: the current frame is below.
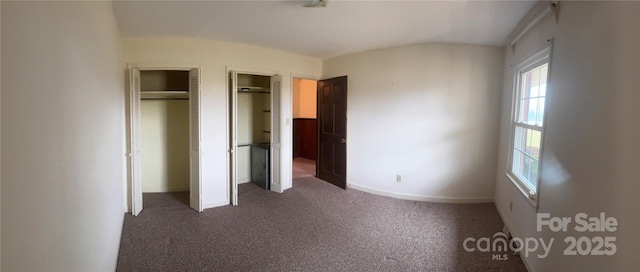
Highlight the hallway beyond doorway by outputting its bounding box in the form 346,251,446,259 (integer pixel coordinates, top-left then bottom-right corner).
293,158,315,179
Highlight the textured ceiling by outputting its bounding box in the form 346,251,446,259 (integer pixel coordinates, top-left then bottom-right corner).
112,0,535,59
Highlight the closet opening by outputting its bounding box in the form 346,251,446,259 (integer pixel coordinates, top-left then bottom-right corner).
291,78,318,180
140,70,191,209
128,65,202,216
229,71,282,206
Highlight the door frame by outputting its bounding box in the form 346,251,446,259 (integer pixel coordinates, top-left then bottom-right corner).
126,63,202,215
226,66,285,206
289,74,321,186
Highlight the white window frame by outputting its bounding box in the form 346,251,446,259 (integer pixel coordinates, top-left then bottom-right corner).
507,42,553,206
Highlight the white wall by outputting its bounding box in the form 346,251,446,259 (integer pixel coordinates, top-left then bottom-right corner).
323,43,504,202
1,1,125,271
141,100,190,192
495,2,639,271
299,79,317,119
292,78,301,118
123,38,322,208
292,78,317,119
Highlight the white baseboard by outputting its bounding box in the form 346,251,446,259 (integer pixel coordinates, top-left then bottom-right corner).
238,178,251,184
348,183,494,204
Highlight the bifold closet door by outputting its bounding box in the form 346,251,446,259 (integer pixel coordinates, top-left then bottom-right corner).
189,68,203,212
230,71,239,206
130,68,143,216
270,75,282,191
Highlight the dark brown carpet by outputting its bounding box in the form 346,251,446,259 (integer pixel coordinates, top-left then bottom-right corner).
117,177,526,271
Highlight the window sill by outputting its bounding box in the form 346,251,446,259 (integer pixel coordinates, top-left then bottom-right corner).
505,172,538,210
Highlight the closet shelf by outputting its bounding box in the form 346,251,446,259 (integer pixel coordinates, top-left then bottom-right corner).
238,86,265,90
141,90,188,99
237,86,270,94
141,90,188,93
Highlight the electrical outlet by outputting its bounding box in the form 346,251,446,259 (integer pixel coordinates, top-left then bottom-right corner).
396,175,402,182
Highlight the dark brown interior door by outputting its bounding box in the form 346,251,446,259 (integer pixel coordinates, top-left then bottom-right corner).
316,76,347,189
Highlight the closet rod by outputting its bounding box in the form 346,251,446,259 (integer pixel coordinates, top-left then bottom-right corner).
238,91,270,94
141,98,189,101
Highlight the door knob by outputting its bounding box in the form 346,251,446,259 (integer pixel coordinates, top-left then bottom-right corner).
340,138,346,144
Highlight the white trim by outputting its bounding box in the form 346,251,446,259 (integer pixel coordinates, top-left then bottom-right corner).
505,173,538,210
506,41,553,209
225,65,279,77
515,48,551,72
348,183,494,204
509,2,551,47
290,72,321,81
128,62,199,70
508,1,559,48
514,122,543,131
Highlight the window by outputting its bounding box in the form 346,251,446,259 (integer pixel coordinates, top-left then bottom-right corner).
508,45,551,202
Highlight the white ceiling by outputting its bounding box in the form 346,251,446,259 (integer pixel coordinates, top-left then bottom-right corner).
112,0,535,60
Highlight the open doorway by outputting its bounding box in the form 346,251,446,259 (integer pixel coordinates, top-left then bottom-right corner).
292,78,318,179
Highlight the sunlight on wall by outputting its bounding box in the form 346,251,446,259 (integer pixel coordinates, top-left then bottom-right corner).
540,152,570,186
